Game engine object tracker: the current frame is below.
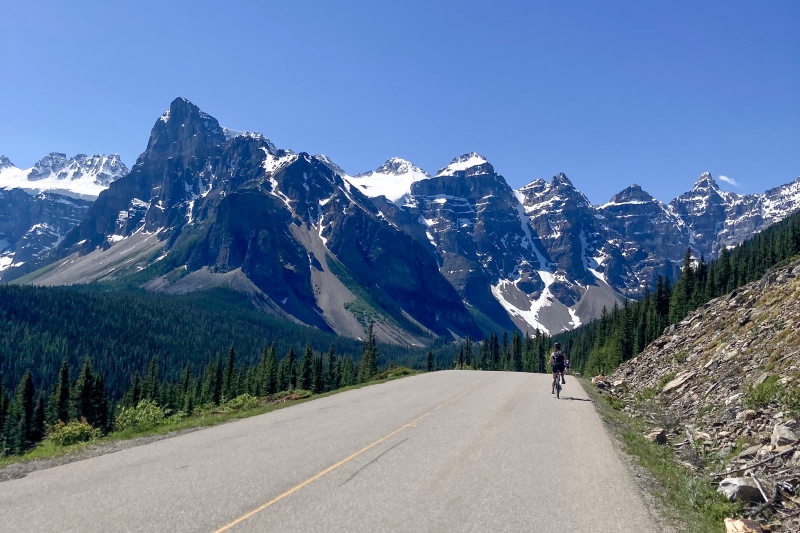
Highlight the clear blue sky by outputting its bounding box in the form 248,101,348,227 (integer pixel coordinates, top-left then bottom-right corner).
2,0,797,203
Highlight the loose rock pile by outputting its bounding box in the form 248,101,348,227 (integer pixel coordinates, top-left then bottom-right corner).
606,259,800,532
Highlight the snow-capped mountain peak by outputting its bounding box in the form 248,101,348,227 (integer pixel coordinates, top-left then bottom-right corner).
372,157,429,177
692,172,721,192
0,153,129,199
436,152,489,177
344,157,430,203
0,156,15,170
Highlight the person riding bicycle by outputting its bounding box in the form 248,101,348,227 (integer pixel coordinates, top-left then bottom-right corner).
550,342,567,394
565,357,571,375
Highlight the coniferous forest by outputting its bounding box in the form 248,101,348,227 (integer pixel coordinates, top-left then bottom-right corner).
1,210,798,456
554,208,800,375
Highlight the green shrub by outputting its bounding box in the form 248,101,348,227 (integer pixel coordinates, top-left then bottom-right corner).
46,418,102,446
780,386,800,413
744,375,780,409
115,399,168,433
636,387,657,401
657,373,676,389
220,394,261,413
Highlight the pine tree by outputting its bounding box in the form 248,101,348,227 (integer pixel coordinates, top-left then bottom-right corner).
358,324,378,382
512,330,522,372
265,345,278,394
340,357,356,387
464,336,473,368
313,355,324,394
286,347,296,390
72,358,97,426
48,359,71,425
223,347,236,400
326,346,339,392
426,351,434,372
300,344,314,390
31,394,46,444
142,357,160,403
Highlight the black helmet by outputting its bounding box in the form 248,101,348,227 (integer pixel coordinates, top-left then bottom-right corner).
554,342,561,349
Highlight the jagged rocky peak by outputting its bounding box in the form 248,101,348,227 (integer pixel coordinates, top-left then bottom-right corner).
552,172,573,186
146,97,226,158
436,152,491,177
607,184,655,204
28,153,68,180
0,155,16,170
692,172,721,191
315,154,346,177
368,157,429,177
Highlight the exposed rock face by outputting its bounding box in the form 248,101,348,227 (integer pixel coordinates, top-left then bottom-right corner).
4,97,799,339
0,189,93,277
12,98,481,344
609,259,800,531
598,184,685,285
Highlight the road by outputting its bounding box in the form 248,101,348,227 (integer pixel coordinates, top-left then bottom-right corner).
0,371,658,532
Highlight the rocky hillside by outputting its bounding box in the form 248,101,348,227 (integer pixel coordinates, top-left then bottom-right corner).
609,258,800,532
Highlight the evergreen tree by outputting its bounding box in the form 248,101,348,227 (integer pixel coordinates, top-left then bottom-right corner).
47,359,71,425
142,357,160,403
325,346,339,392
72,358,97,426
265,345,278,395
358,324,378,382
223,347,236,400
31,394,46,444
464,336,473,367
426,351,434,372
300,344,314,390
512,330,522,372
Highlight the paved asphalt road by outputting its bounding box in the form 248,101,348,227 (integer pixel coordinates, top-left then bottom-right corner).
1,371,658,532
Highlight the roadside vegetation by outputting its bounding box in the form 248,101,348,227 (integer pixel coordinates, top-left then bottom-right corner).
585,380,740,533
0,321,417,461
0,356,417,467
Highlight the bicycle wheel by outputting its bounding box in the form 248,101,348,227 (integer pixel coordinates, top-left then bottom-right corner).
556,380,561,399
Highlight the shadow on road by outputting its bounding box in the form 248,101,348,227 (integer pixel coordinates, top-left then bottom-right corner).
557,396,593,402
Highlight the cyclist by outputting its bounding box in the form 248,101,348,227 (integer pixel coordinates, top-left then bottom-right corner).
565,357,571,375
550,342,566,394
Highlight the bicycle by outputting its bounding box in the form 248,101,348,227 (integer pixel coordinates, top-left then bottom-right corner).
554,372,562,399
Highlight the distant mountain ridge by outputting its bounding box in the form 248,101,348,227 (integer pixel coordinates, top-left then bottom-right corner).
0,152,128,277
3,97,798,341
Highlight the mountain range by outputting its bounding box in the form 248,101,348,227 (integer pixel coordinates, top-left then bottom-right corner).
2,97,798,343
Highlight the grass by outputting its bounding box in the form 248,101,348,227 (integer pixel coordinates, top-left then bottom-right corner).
583,380,739,533
0,367,420,468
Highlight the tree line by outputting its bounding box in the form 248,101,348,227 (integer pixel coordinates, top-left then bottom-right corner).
554,209,800,375
0,324,385,456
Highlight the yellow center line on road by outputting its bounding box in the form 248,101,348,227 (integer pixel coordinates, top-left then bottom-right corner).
211,375,498,532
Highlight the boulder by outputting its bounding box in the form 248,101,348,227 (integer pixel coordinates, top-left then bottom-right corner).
646,428,667,444
771,424,797,447
724,518,764,533
717,477,764,502
612,379,629,389
736,410,756,422
737,444,763,459
662,370,696,393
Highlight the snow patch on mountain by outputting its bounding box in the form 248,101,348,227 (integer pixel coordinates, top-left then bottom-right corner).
0,153,128,198
436,153,488,177
344,158,430,203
